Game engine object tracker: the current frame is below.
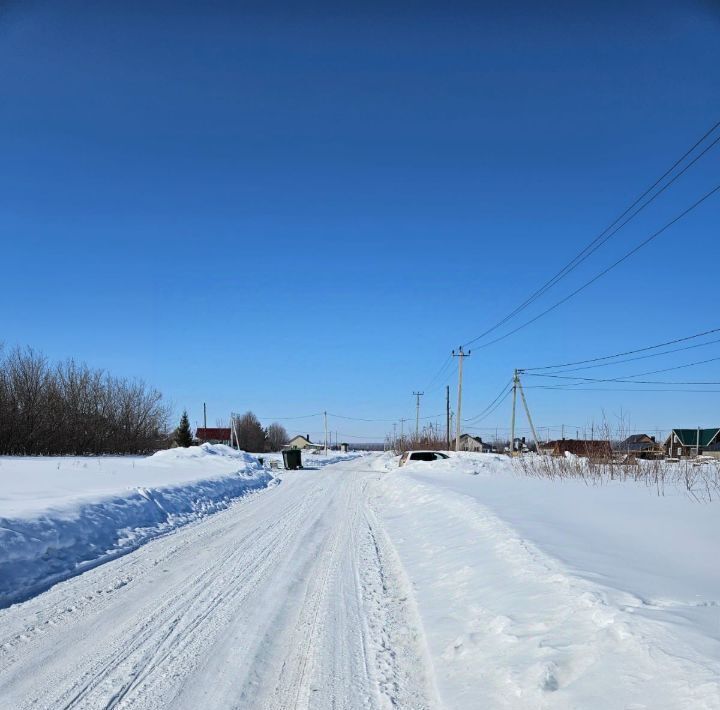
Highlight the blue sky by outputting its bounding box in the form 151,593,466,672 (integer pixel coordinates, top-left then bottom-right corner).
1,1,719,441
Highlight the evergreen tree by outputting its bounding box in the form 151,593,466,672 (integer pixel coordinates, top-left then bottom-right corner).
174,410,193,448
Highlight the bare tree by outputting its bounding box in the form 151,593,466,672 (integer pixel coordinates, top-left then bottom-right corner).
266,422,288,451
233,411,267,452
0,346,169,455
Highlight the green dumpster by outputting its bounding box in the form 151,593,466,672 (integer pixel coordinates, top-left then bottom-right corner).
282,448,302,470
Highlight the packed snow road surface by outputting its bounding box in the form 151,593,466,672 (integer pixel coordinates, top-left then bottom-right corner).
2,453,719,709
0,458,437,710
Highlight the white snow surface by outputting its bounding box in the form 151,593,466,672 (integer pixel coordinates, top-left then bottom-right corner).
373,451,720,708
0,451,718,708
0,445,274,606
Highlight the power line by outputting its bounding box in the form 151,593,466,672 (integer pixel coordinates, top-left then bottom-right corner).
470,387,513,425
525,385,720,393
529,375,720,386
527,354,720,384
462,119,720,349
463,380,513,423
536,335,720,374
326,411,444,422
470,183,720,350
256,412,324,420
424,355,453,390
523,326,720,371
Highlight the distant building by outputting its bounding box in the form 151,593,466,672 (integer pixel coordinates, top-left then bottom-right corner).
457,434,493,453
285,434,319,450
538,439,612,460
664,428,720,457
704,442,720,460
613,434,663,460
196,427,231,446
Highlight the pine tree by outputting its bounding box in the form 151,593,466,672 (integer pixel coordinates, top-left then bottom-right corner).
174,410,193,448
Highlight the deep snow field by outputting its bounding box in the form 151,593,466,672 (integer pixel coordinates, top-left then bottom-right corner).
0,447,718,708
372,451,720,708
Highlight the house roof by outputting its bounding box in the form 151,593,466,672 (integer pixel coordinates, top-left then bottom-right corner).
196,427,231,440
667,428,720,447
623,434,654,444
287,434,312,443
614,434,660,452
459,433,482,443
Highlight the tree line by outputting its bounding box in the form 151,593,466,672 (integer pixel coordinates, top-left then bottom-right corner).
228,412,287,452
0,346,169,455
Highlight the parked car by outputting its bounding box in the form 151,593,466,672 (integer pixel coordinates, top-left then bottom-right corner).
398,450,450,467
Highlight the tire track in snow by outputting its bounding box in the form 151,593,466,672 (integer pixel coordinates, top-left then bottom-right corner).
0,460,440,710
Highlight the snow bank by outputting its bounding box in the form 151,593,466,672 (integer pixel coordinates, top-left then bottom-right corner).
374,452,720,708
0,445,274,607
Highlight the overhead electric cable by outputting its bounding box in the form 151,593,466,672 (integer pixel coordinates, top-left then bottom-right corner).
523,326,720,371
462,120,720,348
463,380,513,423
526,385,720,393
470,183,720,350
538,336,720,374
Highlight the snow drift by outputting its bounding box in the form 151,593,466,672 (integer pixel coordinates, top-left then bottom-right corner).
0,445,274,607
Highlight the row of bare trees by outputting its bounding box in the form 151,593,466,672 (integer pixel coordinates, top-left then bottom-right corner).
231,412,288,453
0,347,169,455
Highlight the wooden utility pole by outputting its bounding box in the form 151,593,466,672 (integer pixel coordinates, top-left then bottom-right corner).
446,385,451,450
452,347,471,452
413,391,424,437
203,402,207,429
510,369,518,455
324,411,328,456
516,372,539,450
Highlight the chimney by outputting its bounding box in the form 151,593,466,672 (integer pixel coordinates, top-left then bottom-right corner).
651,436,656,442
306,434,310,442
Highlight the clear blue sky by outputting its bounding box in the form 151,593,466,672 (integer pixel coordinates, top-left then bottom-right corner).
2,1,719,441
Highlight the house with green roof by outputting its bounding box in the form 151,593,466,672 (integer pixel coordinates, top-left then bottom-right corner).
664,428,720,457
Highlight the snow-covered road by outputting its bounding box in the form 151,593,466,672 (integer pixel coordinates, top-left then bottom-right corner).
0,458,437,710
2,453,719,709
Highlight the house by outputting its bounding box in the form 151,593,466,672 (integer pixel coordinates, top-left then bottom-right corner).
457,433,493,453
704,442,720,460
196,427,231,446
538,439,612,460
613,434,663,460
285,434,318,450
664,428,720,457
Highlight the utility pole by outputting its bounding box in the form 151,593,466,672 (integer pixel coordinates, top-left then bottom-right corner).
452,346,471,452
393,422,397,448
516,372,540,451
203,402,207,429
446,385,451,450
413,391,424,437
324,411,328,456
510,370,518,455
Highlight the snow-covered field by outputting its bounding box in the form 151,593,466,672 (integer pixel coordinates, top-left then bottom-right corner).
372,452,720,708
0,450,718,708
0,445,274,606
